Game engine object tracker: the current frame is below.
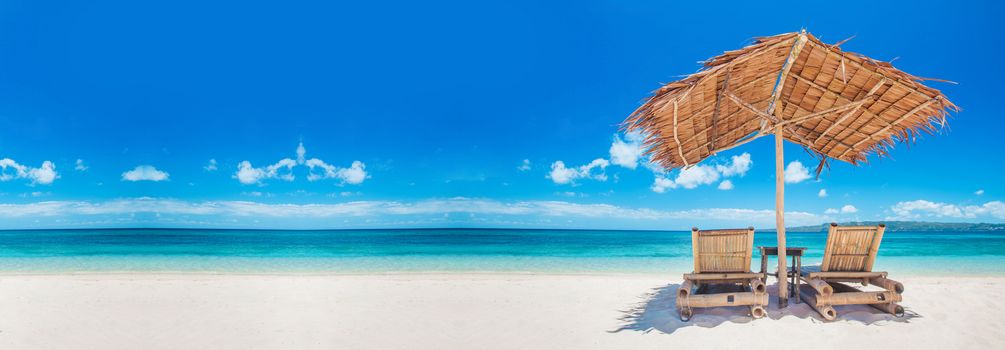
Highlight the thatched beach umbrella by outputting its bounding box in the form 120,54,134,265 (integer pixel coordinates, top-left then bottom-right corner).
623,30,957,307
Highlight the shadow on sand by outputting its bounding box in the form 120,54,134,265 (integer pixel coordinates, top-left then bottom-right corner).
612,283,920,334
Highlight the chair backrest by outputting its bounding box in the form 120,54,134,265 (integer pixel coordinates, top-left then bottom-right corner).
691,227,755,273
821,223,886,272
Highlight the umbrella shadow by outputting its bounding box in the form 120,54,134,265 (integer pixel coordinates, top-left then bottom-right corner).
611,283,920,335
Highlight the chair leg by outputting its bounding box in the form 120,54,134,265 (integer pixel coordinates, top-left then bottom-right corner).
868,276,904,317
798,284,837,321
871,302,905,317
676,279,693,321
803,277,833,296
869,277,905,294
748,277,768,318
680,307,693,322
676,278,768,321
676,280,693,306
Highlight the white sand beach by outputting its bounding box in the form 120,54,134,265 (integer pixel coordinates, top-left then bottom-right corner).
0,273,1002,349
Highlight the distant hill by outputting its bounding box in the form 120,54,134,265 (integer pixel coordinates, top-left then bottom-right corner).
781,221,1005,232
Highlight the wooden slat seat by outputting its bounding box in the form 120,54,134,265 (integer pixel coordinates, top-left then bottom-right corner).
798,223,904,320
821,225,885,272
800,265,887,279
693,228,755,273
677,227,768,321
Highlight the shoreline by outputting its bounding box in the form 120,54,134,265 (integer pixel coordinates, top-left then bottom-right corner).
0,271,685,278
3,271,1003,283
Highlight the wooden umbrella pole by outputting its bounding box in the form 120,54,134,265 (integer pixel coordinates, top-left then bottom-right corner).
775,125,788,307
766,33,802,309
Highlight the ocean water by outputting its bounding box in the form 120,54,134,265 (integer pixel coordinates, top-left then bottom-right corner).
0,229,1003,275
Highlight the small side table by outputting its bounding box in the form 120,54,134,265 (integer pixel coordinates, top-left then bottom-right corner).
758,246,807,304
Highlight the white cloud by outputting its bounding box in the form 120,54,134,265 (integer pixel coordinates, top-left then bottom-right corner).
554,131,753,192
825,204,858,215
75,159,88,171
648,152,751,193
339,161,368,185
0,197,829,228
548,159,609,185
651,175,676,193
891,200,962,218
818,189,828,198
296,142,307,164
204,159,218,171
555,191,586,198
122,165,170,182
609,132,645,169
890,200,1005,220
306,159,369,185
0,158,59,185
975,189,985,195
517,159,531,171
29,161,58,185
235,142,367,185
234,161,267,184
555,134,750,192
715,153,752,177
784,161,812,183
674,165,720,189
234,159,296,184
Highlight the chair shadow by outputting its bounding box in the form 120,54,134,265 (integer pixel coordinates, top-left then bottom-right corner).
611,283,920,335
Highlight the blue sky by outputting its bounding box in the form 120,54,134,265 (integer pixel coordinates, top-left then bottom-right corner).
0,0,1002,229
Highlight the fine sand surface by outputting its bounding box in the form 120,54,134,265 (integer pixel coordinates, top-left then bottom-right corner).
0,273,1003,349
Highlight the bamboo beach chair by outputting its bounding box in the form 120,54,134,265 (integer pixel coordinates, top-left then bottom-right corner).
676,227,768,321
799,223,904,320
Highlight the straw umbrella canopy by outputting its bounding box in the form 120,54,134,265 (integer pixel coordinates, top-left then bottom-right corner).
623,30,957,306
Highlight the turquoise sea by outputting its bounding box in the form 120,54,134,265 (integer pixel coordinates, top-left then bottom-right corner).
0,229,1003,275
